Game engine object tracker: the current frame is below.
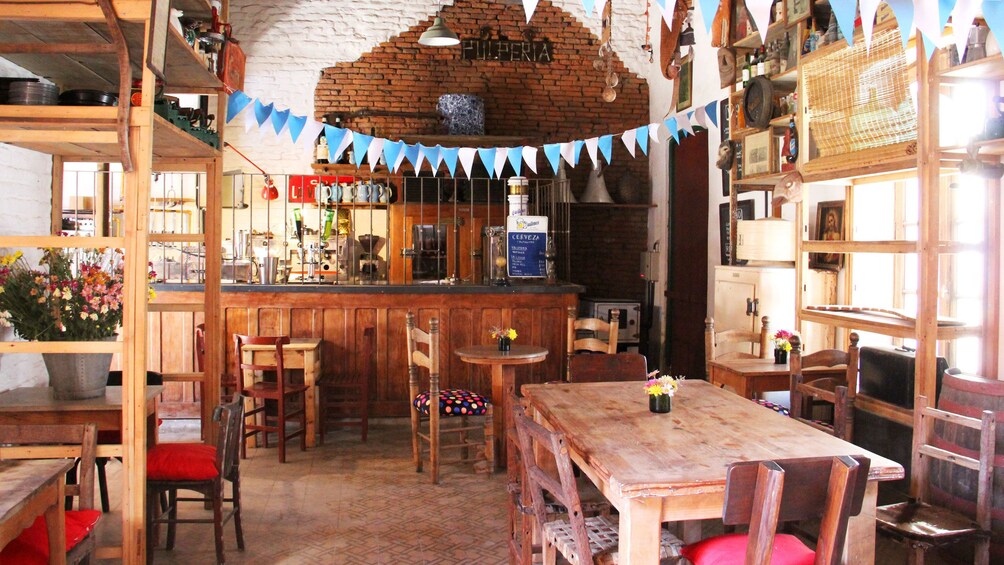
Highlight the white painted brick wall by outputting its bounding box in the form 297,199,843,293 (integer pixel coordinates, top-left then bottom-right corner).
0,58,53,391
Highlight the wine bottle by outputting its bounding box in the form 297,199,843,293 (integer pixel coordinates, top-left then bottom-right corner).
315,116,329,164
742,53,752,87
333,116,347,163
756,48,765,77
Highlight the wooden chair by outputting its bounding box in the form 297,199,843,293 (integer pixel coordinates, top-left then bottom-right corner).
876,395,996,565
196,323,239,400
318,326,373,443
0,423,101,564
235,334,308,463
567,352,647,383
511,402,683,564
147,395,246,565
789,333,860,441
407,312,494,484
566,306,619,380
681,455,870,565
704,315,770,377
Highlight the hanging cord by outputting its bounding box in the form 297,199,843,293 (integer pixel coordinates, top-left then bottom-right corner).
223,142,278,199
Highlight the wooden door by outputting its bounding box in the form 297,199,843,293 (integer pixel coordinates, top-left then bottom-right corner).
665,130,710,378
389,204,490,284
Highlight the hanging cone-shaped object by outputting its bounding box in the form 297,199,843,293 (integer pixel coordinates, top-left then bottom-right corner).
553,158,576,203
581,162,613,203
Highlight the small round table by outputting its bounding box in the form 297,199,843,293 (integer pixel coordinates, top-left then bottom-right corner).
454,344,548,469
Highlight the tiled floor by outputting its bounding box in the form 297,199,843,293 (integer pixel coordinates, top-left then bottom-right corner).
93,419,965,565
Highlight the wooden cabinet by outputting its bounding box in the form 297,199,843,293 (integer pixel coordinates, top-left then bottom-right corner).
713,266,795,355
388,203,493,284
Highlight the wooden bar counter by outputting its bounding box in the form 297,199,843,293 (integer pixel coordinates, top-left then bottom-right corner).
150,283,580,417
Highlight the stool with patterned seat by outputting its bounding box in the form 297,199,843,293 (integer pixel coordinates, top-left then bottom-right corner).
407,312,494,484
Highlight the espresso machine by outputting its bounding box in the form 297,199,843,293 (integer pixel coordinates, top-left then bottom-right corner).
287,208,361,283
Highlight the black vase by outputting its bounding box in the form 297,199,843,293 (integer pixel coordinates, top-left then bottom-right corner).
498,336,511,352
649,394,672,413
774,348,788,364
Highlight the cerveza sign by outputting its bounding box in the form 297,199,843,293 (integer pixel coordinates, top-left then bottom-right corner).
460,39,553,63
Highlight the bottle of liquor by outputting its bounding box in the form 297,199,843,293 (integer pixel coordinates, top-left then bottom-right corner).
785,117,799,164
315,116,329,164
741,53,752,87
755,48,765,77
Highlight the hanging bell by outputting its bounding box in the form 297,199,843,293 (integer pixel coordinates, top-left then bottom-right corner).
679,23,696,46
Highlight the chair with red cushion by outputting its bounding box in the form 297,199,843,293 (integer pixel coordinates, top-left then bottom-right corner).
680,455,870,565
407,312,494,484
0,423,101,565
147,394,245,564
235,334,308,463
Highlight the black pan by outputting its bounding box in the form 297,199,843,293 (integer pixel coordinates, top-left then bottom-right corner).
59,89,118,106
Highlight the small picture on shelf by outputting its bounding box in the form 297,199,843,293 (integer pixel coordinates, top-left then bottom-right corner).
731,1,753,44
742,130,774,177
809,200,845,272
786,0,812,25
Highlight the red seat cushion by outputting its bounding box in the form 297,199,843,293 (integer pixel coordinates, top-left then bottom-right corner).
0,509,101,563
681,533,815,565
147,443,218,481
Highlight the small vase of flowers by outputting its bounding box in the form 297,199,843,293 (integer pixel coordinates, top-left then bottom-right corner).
644,371,683,413
490,326,518,352
771,329,796,364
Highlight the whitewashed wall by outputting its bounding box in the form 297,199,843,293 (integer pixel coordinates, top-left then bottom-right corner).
0,60,53,391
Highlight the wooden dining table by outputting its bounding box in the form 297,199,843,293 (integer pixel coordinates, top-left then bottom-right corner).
0,459,74,565
454,344,548,468
239,337,323,448
521,379,904,565
707,357,845,400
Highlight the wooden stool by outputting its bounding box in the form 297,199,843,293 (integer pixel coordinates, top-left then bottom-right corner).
319,327,373,443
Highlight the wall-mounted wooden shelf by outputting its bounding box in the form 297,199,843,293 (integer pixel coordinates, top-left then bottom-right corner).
799,308,979,340
937,55,1004,80
801,240,917,254
570,202,654,209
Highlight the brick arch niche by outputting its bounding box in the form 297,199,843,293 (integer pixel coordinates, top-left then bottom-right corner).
314,0,651,200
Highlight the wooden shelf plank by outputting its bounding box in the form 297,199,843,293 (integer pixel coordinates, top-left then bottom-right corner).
801,142,918,184
801,240,917,253
939,137,1004,156
0,235,125,248
799,308,980,340
733,172,786,187
937,55,1004,80
0,341,123,354
148,233,205,243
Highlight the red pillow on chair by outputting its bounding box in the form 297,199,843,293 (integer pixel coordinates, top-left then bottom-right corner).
681,533,815,565
147,443,218,481
0,509,102,563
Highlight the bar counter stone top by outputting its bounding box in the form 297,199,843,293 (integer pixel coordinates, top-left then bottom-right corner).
154,283,584,295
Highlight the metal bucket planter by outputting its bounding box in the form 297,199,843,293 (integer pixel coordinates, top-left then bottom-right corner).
42,340,114,400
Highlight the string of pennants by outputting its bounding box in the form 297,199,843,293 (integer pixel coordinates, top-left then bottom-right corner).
225,88,718,179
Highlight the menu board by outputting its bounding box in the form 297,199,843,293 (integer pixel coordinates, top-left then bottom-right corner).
506,215,548,278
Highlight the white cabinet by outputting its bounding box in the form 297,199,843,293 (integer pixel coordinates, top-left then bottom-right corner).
713,265,796,356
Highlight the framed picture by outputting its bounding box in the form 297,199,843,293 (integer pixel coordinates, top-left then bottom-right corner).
809,200,845,271
742,130,775,177
718,200,755,266
785,0,812,26
676,56,693,111
720,99,730,197
146,0,171,81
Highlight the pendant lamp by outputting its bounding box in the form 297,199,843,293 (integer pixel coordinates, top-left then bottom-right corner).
419,16,459,46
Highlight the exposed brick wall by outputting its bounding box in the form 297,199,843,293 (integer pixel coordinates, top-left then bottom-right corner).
568,207,648,302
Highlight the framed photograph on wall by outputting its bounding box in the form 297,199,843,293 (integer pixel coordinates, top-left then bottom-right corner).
676,56,693,111
146,0,171,81
718,200,755,266
785,0,812,26
742,130,774,176
809,200,845,271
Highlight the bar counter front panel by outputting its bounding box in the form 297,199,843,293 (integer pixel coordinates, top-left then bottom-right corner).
151,284,579,417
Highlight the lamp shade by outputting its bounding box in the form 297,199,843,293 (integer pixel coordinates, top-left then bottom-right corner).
419,17,460,46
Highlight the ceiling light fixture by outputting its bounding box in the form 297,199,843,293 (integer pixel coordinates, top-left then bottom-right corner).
419,14,460,47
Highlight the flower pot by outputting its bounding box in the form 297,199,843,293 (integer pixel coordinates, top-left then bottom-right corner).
774,349,788,365
42,349,113,400
498,336,512,352
649,394,672,413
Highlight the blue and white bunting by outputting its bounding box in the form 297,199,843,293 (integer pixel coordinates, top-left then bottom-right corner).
352,133,373,168
440,147,460,177
559,142,576,169
287,114,307,143
950,0,981,57
694,105,709,130
573,139,585,165
508,147,524,176
831,0,858,46
459,147,477,179
383,140,405,174
598,135,613,164
226,90,252,123
420,144,441,174
493,149,508,179
664,117,680,144
697,0,720,34
680,112,695,136
860,0,883,51
522,0,539,23
622,128,637,158
477,148,497,178
704,100,719,128
648,122,662,144
253,100,273,127
366,138,385,171
746,0,773,45
885,0,916,50
585,137,599,168
270,108,290,135
404,143,423,174
522,146,538,174
324,125,348,161
635,125,649,156
543,143,561,174
580,0,596,17
984,1,1004,60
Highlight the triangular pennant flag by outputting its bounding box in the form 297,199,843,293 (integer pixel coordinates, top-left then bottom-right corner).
705,100,719,128
885,0,916,51
573,140,585,165
352,133,374,168
655,0,673,29
680,112,694,136
458,147,478,179
585,137,599,168
984,1,1004,60
226,90,253,123
324,125,348,160
664,117,680,144
694,105,709,129
830,0,857,46
697,0,719,34
648,122,662,143
508,147,524,176
404,144,423,173
598,135,613,164
270,108,290,135
635,125,649,155
522,146,538,174
383,140,405,174
559,142,576,168
441,146,460,178
580,0,596,17
938,0,956,30
253,100,273,127
860,0,883,51
287,114,307,143
522,0,539,23
366,138,385,171
915,0,944,52
622,128,637,158
299,120,323,147
543,143,562,174
392,143,409,173
595,0,608,18
243,106,258,132
477,147,497,178
420,144,440,174
950,0,981,57
332,128,353,160
746,0,774,45
493,148,508,179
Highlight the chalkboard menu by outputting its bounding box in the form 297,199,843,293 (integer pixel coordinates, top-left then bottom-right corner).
506,215,548,278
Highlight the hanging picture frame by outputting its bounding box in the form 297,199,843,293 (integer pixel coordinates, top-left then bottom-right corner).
676,56,693,111
786,0,812,26
146,0,171,81
809,200,845,271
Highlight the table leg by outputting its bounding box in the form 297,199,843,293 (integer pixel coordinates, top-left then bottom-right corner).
617,497,662,565
304,350,318,448
843,481,878,565
491,364,515,470
44,478,67,565
241,350,259,448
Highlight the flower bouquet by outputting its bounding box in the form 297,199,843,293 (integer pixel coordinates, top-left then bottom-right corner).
771,329,796,364
644,371,683,413
490,326,518,352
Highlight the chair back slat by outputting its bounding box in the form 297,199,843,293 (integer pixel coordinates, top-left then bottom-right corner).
567,306,620,380
705,316,770,377
195,323,206,372
744,461,785,565
235,334,291,391
215,394,246,482
568,352,648,383
789,333,860,441
0,423,98,510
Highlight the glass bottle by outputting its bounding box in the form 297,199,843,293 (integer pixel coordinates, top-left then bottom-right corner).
315,117,328,164
756,47,765,77
741,53,751,87
786,117,799,164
